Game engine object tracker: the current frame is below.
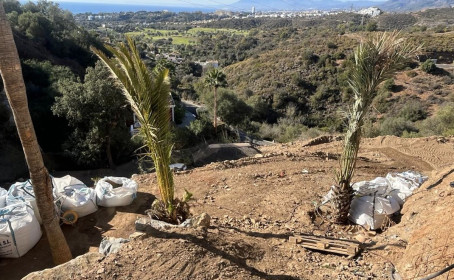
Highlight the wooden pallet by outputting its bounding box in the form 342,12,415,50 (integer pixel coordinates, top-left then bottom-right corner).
289,234,361,257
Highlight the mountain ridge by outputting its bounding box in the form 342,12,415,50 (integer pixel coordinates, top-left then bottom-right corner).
230,0,454,12
230,0,384,11
380,0,454,11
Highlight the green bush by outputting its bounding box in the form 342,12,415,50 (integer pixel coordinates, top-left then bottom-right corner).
217,91,252,126
382,78,395,91
327,42,338,49
379,117,418,137
420,59,437,74
399,100,427,122
188,114,216,141
171,127,198,149
373,90,391,113
365,21,378,32
258,120,308,143
362,119,380,138
406,71,418,78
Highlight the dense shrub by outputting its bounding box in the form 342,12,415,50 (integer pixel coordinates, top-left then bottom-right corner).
420,59,437,74
379,117,418,137
406,71,418,78
399,100,427,122
172,127,198,149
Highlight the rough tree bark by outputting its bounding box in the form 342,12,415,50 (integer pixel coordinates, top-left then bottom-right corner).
0,3,72,265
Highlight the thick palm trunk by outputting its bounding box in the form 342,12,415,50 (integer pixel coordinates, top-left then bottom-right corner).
213,87,217,133
0,4,72,264
332,100,364,224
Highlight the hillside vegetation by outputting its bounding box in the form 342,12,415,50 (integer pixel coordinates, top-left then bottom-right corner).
2,1,454,180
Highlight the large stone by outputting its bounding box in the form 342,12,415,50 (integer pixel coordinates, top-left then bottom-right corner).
135,217,151,232
193,213,211,228
23,252,103,280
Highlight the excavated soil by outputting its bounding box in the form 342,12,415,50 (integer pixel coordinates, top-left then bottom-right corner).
3,136,454,280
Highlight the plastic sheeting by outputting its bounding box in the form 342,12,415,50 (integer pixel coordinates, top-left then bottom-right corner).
0,202,42,258
0,188,7,208
6,181,42,224
95,177,138,207
98,237,129,256
322,171,427,230
349,195,400,230
169,163,187,171
348,170,427,230
53,175,97,218
386,171,428,206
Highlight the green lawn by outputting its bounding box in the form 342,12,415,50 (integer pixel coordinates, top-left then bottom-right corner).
126,27,247,45
187,27,248,35
153,36,196,45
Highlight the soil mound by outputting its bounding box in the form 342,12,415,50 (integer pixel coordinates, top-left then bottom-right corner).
4,136,454,280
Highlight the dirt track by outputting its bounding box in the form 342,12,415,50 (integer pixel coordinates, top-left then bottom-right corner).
4,136,454,280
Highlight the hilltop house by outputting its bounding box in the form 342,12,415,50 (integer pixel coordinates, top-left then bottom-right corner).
195,60,219,69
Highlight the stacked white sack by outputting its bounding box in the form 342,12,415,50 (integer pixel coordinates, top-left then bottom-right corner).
349,195,400,230
95,177,138,207
6,181,42,224
348,171,427,230
0,187,7,208
0,202,42,258
53,175,97,217
386,171,428,206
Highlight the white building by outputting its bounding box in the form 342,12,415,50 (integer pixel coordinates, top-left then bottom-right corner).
358,7,382,18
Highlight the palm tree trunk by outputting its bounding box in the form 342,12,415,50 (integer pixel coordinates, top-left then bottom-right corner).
332,106,363,224
0,3,72,265
213,87,217,133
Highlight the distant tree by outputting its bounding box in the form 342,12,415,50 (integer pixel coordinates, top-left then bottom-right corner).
217,90,252,126
52,61,131,168
204,68,227,132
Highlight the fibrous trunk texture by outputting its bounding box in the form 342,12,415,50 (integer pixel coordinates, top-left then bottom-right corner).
0,3,72,265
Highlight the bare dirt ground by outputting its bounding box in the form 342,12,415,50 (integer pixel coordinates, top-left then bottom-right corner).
3,136,454,280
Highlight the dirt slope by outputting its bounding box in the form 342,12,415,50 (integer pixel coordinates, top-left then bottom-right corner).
5,136,454,280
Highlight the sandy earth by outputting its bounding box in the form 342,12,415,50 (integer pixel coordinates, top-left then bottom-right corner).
2,136,454,280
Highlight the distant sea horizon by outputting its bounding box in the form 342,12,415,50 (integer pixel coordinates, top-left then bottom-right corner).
20,1,215,14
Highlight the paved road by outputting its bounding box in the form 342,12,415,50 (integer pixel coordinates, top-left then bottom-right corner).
436,64,454,70
178,100,202,128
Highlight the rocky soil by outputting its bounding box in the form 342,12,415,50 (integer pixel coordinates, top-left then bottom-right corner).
4,136,454,280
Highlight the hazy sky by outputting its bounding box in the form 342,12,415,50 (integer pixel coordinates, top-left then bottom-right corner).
49,0,384,6
50,0,238,5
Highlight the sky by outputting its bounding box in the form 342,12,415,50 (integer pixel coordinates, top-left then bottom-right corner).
49,0,238,5
48,0,385,6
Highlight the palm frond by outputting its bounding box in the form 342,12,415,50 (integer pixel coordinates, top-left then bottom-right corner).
331,31,421,224
91,36,175,213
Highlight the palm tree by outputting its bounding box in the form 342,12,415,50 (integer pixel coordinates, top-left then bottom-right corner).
204,68,227,132
0,3,72,264
331,32,420,224
92,37,177,216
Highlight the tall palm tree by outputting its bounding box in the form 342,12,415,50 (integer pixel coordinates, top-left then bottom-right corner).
0,3,72,264
331,32,420,224
92,37,176,216
204,68,227,132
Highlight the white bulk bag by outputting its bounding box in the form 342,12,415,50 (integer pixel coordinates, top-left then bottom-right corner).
95,177,138,207
352,177,390,197
349,195,400,230
0,187,7,208
6,181,42,224
386,171,428,206
0,202,42,258
53,175,97,218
